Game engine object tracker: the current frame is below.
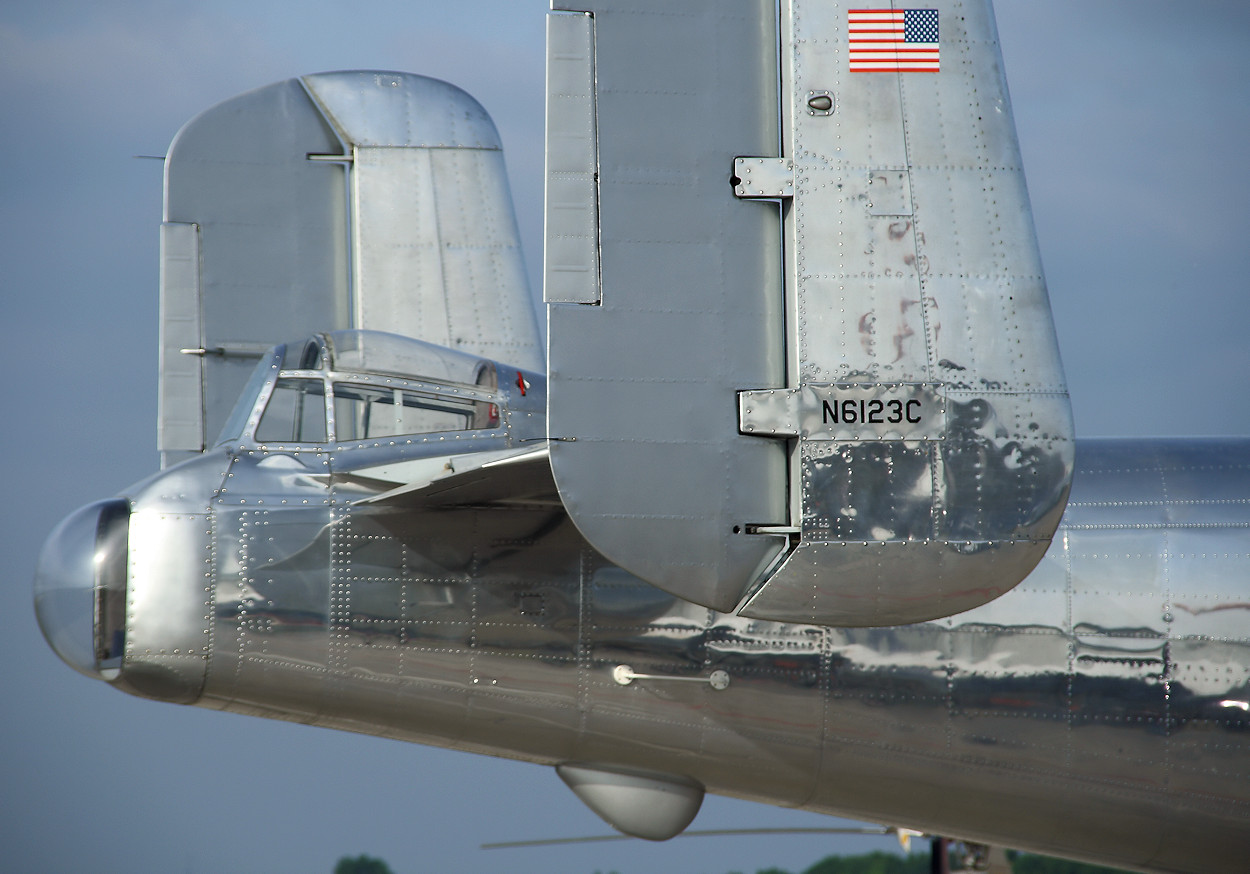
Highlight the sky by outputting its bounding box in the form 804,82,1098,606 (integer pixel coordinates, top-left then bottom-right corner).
2,2,1249,873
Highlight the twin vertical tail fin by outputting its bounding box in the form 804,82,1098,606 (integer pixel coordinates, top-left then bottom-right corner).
158,72,542,467
545,0,1073,626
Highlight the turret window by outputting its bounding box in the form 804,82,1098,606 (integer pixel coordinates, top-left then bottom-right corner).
332,384,494,440
254,378,327,443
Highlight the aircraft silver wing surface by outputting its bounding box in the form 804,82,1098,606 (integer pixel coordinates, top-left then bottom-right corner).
545,0,1074,626
159,71,542,467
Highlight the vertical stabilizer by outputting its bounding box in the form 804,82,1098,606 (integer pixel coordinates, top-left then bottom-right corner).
545,0,1073,625
158,72,540,467
545,1,788,612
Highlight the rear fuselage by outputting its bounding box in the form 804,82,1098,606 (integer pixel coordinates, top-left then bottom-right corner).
67,436,1248,874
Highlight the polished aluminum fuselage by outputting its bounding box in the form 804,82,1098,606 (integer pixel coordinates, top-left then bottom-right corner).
110,435,1250,874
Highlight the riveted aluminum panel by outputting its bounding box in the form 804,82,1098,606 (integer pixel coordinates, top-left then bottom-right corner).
546,0,788,612
304,71,542,372
743,538,1052,626
733,157,795,199
123,510,212,703
305,72,541,370
352,148,447,330
348,145,541,370
741,0,1074,626
865,169,912,217
302,71,502,150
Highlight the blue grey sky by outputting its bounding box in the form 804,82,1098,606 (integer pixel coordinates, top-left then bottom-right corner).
2,2,1248,873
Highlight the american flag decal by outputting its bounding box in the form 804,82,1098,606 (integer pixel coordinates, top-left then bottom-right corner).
848,8,940,73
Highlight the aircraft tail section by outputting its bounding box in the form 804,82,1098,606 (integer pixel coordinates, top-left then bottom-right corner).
545,1,789,612
545,0,1074,625
158,72,541,467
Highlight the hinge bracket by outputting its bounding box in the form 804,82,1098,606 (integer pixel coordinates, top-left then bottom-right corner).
733,157,794,199
738,388,800,437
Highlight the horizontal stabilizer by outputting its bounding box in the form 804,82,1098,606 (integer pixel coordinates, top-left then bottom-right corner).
355,447,558,510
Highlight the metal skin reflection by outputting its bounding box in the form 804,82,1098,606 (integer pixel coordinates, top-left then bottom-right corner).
36,337,1250,874
28,3,1250,869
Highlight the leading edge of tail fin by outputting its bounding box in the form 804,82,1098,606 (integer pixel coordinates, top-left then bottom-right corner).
545,0,1073,626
